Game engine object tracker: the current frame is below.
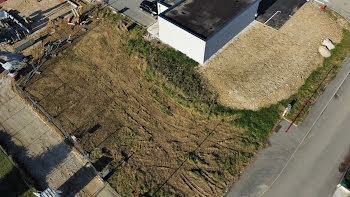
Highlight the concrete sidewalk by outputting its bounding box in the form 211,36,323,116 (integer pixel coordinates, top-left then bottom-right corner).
328,0,350,22
226,54,350,197
0,76,118,197
106,0,157,27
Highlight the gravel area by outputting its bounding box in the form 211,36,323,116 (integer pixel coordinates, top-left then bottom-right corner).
201,3,344,110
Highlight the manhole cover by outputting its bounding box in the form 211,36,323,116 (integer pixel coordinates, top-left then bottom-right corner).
273,124,282,133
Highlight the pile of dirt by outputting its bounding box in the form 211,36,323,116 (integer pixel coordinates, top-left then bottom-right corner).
22,18,256,196
201,2,344,110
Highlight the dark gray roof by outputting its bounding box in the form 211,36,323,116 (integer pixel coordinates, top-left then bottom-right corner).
161,0,179,6
162,0,255,39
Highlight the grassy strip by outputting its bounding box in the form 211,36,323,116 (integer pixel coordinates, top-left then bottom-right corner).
125,37,212,101
285,29,350,124
102,10,289,196
0,146,35,197
323,9,339,21
122,21,285,143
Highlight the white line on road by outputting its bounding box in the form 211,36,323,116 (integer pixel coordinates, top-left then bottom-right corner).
259,57,350,197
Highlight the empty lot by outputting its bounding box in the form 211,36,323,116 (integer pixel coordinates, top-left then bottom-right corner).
19,11,263,196
201,3,346,110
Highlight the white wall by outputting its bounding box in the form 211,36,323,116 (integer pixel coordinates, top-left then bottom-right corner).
158,16,206,64
204,0,260,62
157,2,169,14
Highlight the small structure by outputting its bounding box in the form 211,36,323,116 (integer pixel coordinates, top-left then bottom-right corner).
0,53,23,78
33,187,61,197
157,0,260,64
332,184,350,197
333,164,350,197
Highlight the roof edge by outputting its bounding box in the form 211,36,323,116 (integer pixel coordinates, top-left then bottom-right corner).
159,0,259,41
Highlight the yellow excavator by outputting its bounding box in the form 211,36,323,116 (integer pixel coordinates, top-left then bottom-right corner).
67,2,82,25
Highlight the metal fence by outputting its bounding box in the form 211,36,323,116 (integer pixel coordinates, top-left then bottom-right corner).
14,5,105,181
16,85,98,176
11,5,121,195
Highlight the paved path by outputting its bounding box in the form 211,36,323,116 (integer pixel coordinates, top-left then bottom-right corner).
262,74,350,196
0,76,117,197
106,0,157,27
328,0,350,22
226,54,350,196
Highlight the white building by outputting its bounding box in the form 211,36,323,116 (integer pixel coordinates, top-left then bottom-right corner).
332,184,350,197
157,0,260,64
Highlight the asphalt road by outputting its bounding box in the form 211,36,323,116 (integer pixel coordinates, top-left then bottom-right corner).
256,0,306,29
329,0,350,22
106,0,157,27
262,75,350,197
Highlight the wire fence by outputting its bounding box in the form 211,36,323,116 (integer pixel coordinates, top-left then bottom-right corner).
16,85,99,175
13,4,106,184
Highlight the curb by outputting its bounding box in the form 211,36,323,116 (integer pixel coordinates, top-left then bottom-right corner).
258,53,350,197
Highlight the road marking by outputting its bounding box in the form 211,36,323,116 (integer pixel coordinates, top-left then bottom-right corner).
259,57,350,197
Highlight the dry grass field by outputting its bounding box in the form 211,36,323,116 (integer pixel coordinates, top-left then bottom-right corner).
21,11,265,196
17,2,350,196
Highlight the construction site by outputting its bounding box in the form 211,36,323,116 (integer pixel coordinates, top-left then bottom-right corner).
0,0,349,197
2,0,276,194
16,10,257,195
0,0,85,54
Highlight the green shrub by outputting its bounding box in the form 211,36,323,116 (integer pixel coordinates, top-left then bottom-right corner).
125,31,284,143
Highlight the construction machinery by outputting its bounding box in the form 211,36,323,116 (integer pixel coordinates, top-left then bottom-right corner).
67,6,81,25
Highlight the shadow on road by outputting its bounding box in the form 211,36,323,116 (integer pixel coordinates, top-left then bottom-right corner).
0,129,96,196
58,163,96,197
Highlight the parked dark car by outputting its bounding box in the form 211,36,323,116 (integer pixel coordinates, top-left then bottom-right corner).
139,0,157,16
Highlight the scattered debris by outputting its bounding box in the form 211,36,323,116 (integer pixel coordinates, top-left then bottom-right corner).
143,32,155,41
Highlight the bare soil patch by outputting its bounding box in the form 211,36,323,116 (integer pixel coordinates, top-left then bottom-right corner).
21,15,259,196
1,0,74,31
201,3,344,110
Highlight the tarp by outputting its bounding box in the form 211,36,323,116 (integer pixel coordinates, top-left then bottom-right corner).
0,10,9,19
1,62,13,70
0,52,24,69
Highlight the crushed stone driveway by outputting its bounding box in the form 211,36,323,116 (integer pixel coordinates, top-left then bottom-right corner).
0,76,112,197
